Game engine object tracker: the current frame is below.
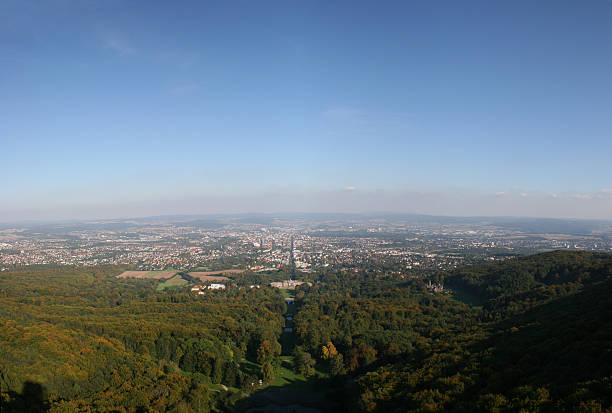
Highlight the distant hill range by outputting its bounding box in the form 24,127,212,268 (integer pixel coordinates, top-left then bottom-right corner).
2,213,611,236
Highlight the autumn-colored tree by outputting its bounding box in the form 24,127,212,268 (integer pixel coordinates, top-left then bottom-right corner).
256,339,280,365
321,341,338,360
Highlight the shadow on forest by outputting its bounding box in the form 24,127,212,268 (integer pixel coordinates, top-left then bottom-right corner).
234,360,346,413
454,279,612,399
240,360,261,379
1,381,49,413
233,373,338,413
279,332,297,356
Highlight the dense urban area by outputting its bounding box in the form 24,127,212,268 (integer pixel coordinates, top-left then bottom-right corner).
1,214,611,273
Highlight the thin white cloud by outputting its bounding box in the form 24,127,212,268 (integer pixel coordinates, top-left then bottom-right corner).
571,194,593,200
520,193,528,198
345,186,357,191
495,191,506,197
102,32,136,56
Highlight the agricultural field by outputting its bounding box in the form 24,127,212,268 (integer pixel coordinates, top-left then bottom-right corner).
187,270,241,282
116,270,177,279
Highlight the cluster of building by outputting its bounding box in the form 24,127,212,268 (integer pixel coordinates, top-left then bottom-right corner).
190,284,226,294
269,280,313,289
1,217,611,274
426,280,445,293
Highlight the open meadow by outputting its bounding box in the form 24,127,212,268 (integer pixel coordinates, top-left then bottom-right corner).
116,270,177,279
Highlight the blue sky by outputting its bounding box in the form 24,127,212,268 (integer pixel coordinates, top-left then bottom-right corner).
2,0,612,220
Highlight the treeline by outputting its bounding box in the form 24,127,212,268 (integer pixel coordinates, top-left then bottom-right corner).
445,250,612,319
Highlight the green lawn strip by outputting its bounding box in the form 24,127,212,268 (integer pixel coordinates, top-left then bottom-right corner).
156,274,189,291
278,288,293,299
271,356,308,388
209,382,240,393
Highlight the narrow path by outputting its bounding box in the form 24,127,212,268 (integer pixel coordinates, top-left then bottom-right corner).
280,289,297,356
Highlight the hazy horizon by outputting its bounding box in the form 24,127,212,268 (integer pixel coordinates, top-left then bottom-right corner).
3,188,612,224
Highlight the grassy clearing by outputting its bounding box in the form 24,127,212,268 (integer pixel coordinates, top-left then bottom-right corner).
271,356,305,387
209,382,240,393
278,288,296,299
239,357,327,390
230,357,331,412
156,274,188,291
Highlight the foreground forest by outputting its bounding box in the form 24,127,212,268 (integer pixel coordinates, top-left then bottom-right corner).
0,266,286,412
1,251,612,412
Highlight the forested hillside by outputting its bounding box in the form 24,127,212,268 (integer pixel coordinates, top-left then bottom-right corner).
292,251,612,412
1,251,612,412
0,266,285,412
447,251,612,319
